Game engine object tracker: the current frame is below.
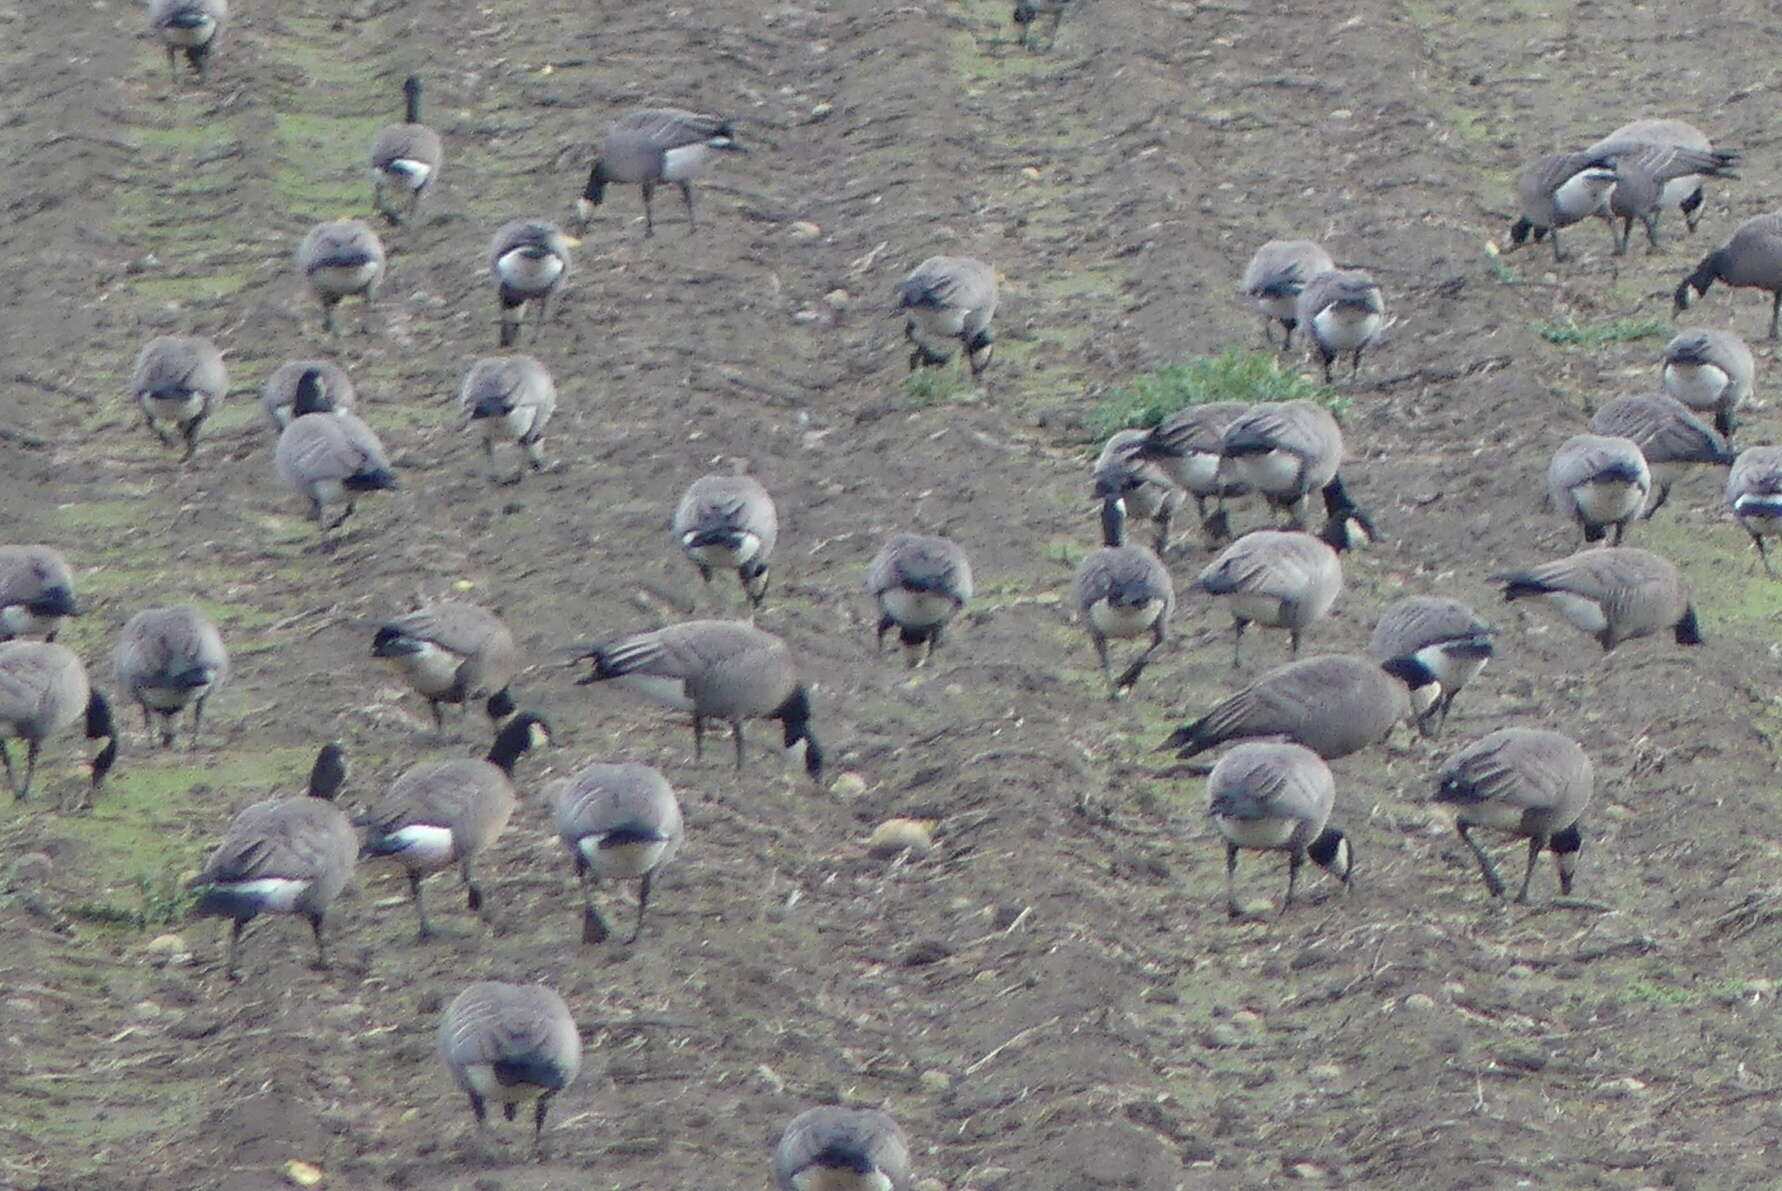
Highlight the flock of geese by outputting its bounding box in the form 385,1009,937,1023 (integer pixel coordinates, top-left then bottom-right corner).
9,0,1777,1183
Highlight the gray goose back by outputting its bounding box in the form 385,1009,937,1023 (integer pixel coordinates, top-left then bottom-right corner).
1546,433,1650,545
1094,429,1184,552
867,533,975,665
459,355,557,481
274,411,398,527
1241,239,1334,348
0,641,116,802
1206,741,1352,917
1194,529,1342,666
0,545,78,642
369,75,443,225
488,221,571,347
1163,653,1419,761
774,1106,912,1191
1589,395,1733,513
1293,268,1385,382
1493,546,1702,650
1071,542,1174,697
1434,728,1592,902
262,359,356,430
372,600,520,729
578,109,745,236
297,219,386,333
113,604,228,749
129,335,228,460
1727,445,1782,572
896,256,999,376
1661,328,1752,437
552,761,684,944
150,0,227,81
673,472,779,609
1675,211,1782,339
438,981,581,1135
1368,596,1494,732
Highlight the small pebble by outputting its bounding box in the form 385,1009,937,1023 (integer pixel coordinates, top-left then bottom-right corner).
1402,993,1437,1012
788,221,822,239
831,772,868,798
918,1068,952,1094
869,818,934,859
1307,1063,1342,1084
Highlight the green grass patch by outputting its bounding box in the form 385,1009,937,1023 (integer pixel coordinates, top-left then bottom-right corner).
67,866,193,930
1621,978,1696,1006
1534,315,1668,348
1086,349,1348,440
903,369,977,407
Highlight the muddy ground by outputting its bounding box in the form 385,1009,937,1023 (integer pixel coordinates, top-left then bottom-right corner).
5,0,1782,1187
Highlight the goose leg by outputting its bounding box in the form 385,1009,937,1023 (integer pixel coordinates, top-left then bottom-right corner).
462,859,485,915
409,870,435,940
692,714,706,761
731,719,746,772
1,740,16,798
1114,622,1166,695
1281,847,1305,914
1770,290,1781,342
466,1092,488,1130
1091,633,1114,697
1289,626,1302,657
875,613,896,653
641,182,657,238
1224,843,1243,919
1514,835,1544,904
1681,186,1704,233
165,46,179,83
580,868,610,944
1754,534,1776,577
1231,618,1247,669
22,740,39,802
321,298,339,336
308,910,330,970
1456,821,1506,898
628,870,654,944
225,918,245,980
190,695,207,750
1641,211,1661,252
679,181,696,231
534,1090,555,1140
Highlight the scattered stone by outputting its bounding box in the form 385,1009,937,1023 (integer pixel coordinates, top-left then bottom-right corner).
869,818,935,859
810,101,833,120
146,933,190,967
831,772,868,798
1401,993,1437,1012
901,940,951,967
823,288,850,308
1495,1045,1547,1073
129,1000,163,1021
1288,1163,1327,1180
1307,1063,1343,1084
788,221,822,240
1200,1024,1245,1049
918,1068,952,1094
1505,963,1534,980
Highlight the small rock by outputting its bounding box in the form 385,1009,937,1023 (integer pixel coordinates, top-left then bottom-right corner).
146,933,188,965
1200,1024,1245,1049
169,1013,223,1040
1229,1010,1263,1032
1288,1163,1326,1180
788,221,822,240
791,309,823,324
915,1180,947,1191
1505,964,1534,980
831,772,868,798
823,288,850,308
810,101,834,120
1021,166,1041,180
869,818,935,859
918,1068,952,1094
129,1000,163,1021
901,940,951,967
1401,993,1437,1012
1307,1063,1342,1084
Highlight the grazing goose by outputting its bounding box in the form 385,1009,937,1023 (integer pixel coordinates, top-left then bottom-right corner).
297,219,385,335
1094,429,1184,553
1122,401,1251,546
1661,328,1752,438
369,75,443,227
576,108,747,237
1505,151,1619,261
129,335,228,461
439,982,581,1140
358,713,553,939
1675,211,1782,339
1368,596,1495,735
1071,533,1174,699
1725,445,1782,575
0,642,116,804
150,0,226,82
187,744,354,978
1206,742,1352,919
1589,394,1734,516
459,355,557,484
1433,728,1591,903
489,220,571,347
1011,0,1073,50
0,546,79,642
1492,546,1702,651
1240,239,1335,350
672,469,779,611
1220,400,1375,546
1546,433,1650,546
1194,530,1342,668
1163,653,1428,762
113,604,227,749
551,762,683,944
867,533,974,667
274,410,398,534
895,256,999,378
1294,268,1385,383
1588,119,1738,254
371,601,519,735
262,359,356,430
774,1106,912,1191
572,620,823,781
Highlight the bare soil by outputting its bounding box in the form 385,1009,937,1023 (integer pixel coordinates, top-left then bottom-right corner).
5,0,1782,1188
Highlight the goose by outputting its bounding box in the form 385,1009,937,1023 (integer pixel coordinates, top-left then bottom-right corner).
773,1106,912,1191
297,219,385,335
1492,546,1702,651
1011,0,1073,50
1545,433,1650,546
673,469,779,611
128,335,228,461
1589,394,1734,517
551,761,683,944
1162,653,1428,762
0,642,116,804
1368,596,1495,735
0,546,79,642
1661,328,1752,438
150,0,226,82
489,220,571,348
371,601,520,735
459,355,557,484
1505,151,1619,261
274,410,398,534
572,620,823,781
1294,268,1385,383
369,75,443,227
1587,119,1738,254
262,359,356,430
1675,211,1782,339
1093,430,1184,554
1071,533,1174,699
1432,728,1591,903
1726,445,1782,575
1240,239,1335,350
1220,400,1376,546
576,108,747,237
867,533,974,667
895,256,998,378
113,604,227,750
358,713,553,939
439,981,581,1140
1193,530,1342,668
1206,742,1352,919
1121,401,1252,546
187,744,355,978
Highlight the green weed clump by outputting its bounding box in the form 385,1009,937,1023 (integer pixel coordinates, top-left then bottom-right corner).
1087,349,1347,440
1534,315,1667,348
67,868,194,931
